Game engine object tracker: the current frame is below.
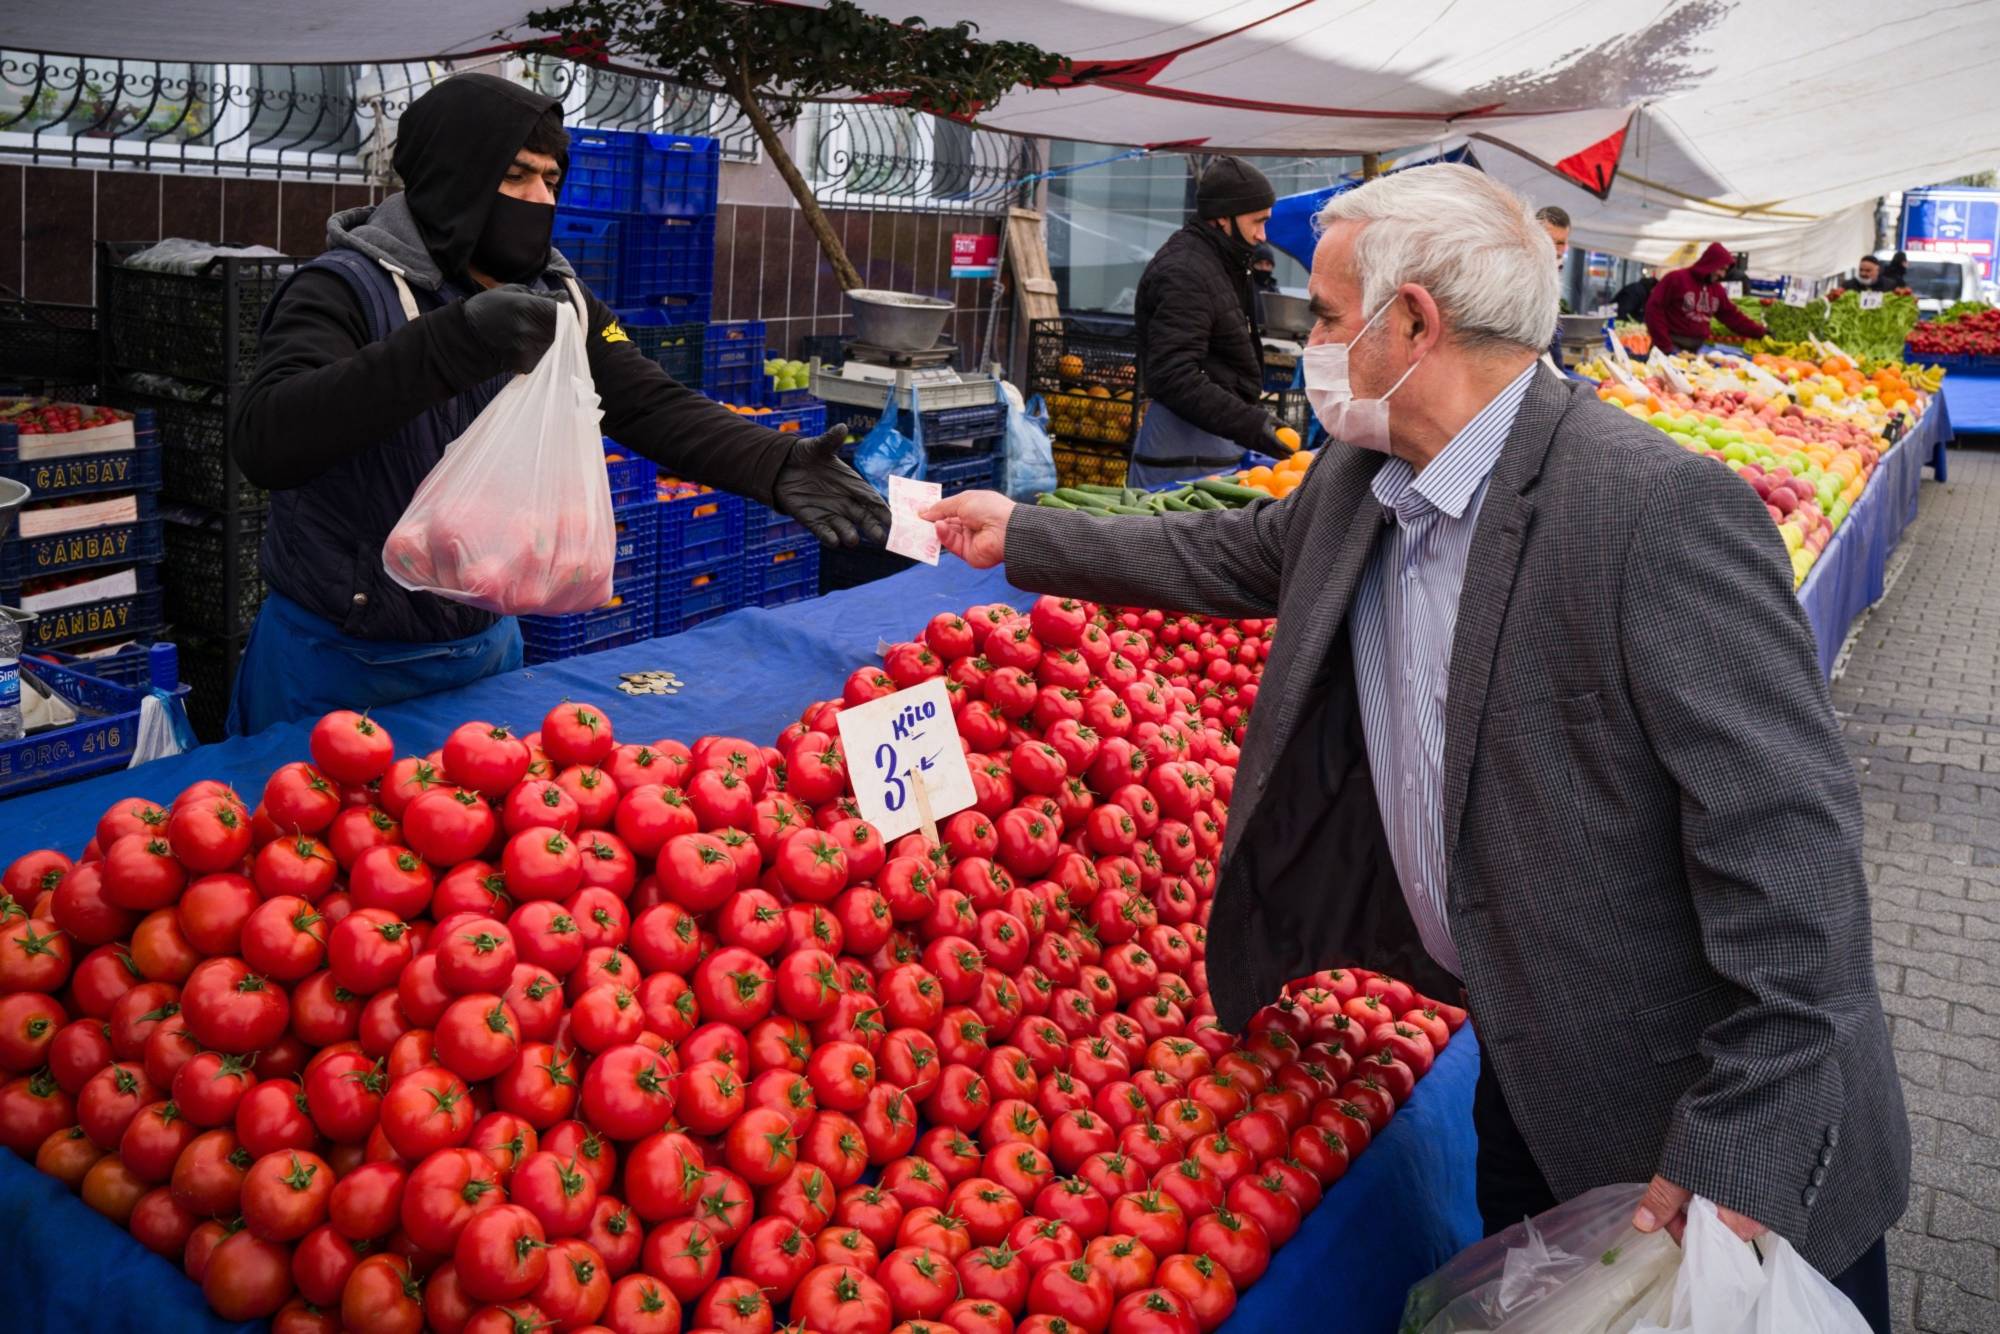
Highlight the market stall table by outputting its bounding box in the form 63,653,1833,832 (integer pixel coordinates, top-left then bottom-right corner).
0,559,1482,1334
1795,394,1945,678
1938,362,2000,439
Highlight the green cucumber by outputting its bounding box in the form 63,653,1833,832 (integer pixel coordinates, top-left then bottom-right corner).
1104,503,1156,516
1160,496,1197,512
1052,487,1106,507
1069,483,1127,497
1192,477,1268,503
1038,493,1077,509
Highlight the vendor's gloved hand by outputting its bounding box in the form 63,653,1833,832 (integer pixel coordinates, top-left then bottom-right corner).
462,284,561,373
1260,413,1299,456
774,429,891,548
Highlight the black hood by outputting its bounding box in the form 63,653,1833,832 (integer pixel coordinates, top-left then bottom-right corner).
393,73,563,281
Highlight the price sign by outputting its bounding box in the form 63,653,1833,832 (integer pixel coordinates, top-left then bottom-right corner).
835,677,976,842
1859,291,1885,310
1593,303,1615,318
1784,288,1810,308
1722,282,1744,299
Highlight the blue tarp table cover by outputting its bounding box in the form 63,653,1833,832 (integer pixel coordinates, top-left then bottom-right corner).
1938,362,2000,437
1795,394,1944,679
0,559,1482,1334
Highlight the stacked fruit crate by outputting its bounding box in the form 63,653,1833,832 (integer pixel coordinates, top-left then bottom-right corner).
560,127,721,383
97,241,297,740
0,400,165,667
1030,317,1146,489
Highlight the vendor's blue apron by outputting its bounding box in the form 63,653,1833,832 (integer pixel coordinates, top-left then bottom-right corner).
227,590,522,737
1127,401,1245,490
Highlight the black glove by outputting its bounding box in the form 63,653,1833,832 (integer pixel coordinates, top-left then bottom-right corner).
1260,412,1298,456
461,284,561,374
773,429,891,548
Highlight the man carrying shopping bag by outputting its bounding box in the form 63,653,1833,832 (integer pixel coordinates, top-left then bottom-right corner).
226,73,887,734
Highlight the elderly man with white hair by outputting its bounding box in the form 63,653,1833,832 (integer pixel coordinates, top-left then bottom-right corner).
924,163,1906,1329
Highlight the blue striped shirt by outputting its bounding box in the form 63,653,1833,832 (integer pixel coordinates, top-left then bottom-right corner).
1350,365,1536,978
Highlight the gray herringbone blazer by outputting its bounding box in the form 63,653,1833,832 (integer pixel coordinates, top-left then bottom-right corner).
1007,366,1909,1275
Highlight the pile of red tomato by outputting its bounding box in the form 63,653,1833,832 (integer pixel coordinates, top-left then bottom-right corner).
0,595,1462,1334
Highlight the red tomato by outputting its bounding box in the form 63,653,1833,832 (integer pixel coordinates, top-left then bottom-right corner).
434,993,521,1082
579,1043,674,1141
379,1066,475,1158
243,1148,335,1241
455,1202,550,1303
202,1229,296,1320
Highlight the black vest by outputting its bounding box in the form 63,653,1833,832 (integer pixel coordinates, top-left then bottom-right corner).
257,250,561,643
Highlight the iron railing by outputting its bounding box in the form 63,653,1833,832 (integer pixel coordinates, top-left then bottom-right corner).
0,48,1037,215
808,103,1040,215
0,50,760,182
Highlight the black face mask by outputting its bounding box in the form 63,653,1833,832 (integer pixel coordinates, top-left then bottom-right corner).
1213,217,1257,269
472,194,555,284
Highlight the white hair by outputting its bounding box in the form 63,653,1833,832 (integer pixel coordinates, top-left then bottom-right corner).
1316,163,1559,352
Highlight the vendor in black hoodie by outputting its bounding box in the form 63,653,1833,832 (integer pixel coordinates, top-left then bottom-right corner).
1128,156,1287,488
226,74,887,736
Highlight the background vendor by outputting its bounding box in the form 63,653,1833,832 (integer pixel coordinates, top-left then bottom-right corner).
226,74,887,736
1128,155,1290,488
1643,241,1768,353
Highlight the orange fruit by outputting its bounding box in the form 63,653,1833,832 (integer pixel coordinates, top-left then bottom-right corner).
1273,425,1302,452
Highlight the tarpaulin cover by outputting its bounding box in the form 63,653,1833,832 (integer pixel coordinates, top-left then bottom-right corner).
1796,396,1945,679
1939,365,2000,434
21,1,2000,273
0,558,1482,1334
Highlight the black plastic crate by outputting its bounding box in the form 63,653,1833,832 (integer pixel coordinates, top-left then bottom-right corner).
614,312,705,387
818,544,914,594
100,242,297,387
173,629,244,744
1265,387,1309,437
1031,317,1145,449
800,334,850,368
106,383,265,513
925,452,999,497
163,508,266,636
0,295,98,391
826,401,1004,453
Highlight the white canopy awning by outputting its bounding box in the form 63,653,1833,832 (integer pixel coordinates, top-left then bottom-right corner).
13,0,2000,272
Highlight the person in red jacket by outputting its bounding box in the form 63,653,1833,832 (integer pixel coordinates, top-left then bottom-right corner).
1643,242,1767,353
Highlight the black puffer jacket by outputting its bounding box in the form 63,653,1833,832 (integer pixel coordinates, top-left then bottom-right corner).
1134,221,1268,450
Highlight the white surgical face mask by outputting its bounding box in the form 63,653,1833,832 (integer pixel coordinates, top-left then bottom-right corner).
1302,295,1425,453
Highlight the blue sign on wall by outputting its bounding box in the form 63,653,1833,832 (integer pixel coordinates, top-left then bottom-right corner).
1901,188,2000,281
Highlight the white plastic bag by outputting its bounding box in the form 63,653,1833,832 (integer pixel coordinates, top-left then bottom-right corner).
383,302,615,616
1402,1184,1680,1334
1403,1186,1871,1334
1630,1198,1870,1334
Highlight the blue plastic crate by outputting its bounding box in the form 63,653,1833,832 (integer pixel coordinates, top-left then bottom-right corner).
639,133,721,217
755,402,828,436
611,501,660,588
621,215,715,307
0,651,190,798
657,561,744,635
2,499,162,583
625,293,711,326
828,400,1004,449
743,535,820,607
770,386,817,409
926,452,999,496
658,488,746,570
564,128,644,213
0,415,161,500
554,213,623,298
702,363,759,407
705,321,768,370
519,595,656,665
602,441,659,508
743,501,810,548
39,640,179,693
3,564,164,653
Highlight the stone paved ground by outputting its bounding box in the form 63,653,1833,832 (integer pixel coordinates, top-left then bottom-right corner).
1830,441,2000,1334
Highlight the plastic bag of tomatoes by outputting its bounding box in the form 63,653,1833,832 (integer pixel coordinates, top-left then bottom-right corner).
382,301,616,616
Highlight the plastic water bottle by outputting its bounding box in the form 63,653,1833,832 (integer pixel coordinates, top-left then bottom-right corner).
0,611,20,741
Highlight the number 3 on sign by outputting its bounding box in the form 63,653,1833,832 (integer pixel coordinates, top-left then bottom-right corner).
875,743,905,812
836,677,977,842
